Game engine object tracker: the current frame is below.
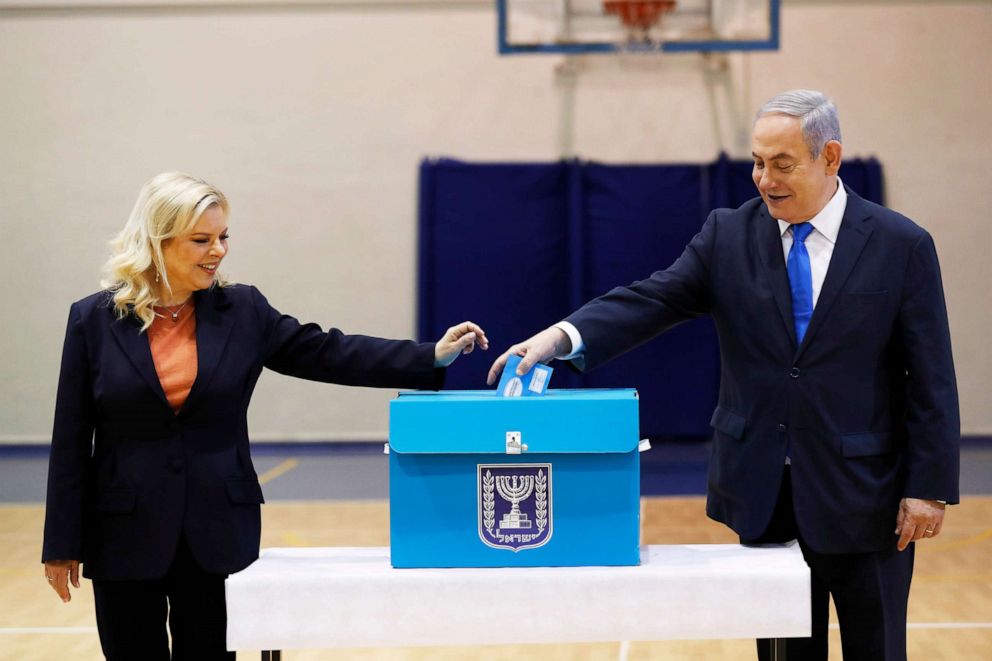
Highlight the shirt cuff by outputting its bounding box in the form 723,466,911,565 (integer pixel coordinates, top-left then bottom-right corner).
552,322,585,360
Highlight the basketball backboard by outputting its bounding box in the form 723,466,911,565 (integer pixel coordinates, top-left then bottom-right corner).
498,0,780,54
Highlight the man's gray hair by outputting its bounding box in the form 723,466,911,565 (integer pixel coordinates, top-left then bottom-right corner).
756,90,842,159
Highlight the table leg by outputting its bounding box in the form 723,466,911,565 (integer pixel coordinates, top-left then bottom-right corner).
261,651,281,661
770,638,787,661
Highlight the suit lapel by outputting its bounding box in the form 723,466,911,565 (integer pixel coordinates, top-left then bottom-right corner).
756,205,798,347
109,312,171,410
793,189,874,362
181,286,236,412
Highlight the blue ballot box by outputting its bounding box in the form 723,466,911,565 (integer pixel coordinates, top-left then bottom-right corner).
388,389,641,568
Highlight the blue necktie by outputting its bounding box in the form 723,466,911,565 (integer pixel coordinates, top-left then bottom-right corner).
787,223,815,343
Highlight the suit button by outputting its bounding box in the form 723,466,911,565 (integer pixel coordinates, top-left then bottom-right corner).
789,367,801,378
778,424,787,432
169,459,183,473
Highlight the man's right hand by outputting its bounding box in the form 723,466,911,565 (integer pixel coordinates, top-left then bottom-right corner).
486,327,572,385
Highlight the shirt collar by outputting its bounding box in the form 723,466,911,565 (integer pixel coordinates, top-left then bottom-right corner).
776,177,847,244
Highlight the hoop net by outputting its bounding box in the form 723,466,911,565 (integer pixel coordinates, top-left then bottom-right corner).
602,0,677,42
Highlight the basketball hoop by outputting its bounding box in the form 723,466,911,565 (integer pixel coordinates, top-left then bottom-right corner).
602,0,676,43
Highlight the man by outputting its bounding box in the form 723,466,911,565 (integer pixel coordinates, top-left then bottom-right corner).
487,90,959,660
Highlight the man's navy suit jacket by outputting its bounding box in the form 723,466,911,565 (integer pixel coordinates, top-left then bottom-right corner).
42,284,442,580
566,187,960,554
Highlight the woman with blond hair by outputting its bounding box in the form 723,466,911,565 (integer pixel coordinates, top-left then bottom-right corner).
41,172,487,660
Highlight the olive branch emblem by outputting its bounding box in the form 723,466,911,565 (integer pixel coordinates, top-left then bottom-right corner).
482,470,496,535
535,469,548,533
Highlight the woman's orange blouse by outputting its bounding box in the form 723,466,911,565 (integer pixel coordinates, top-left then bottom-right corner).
147,301,198,414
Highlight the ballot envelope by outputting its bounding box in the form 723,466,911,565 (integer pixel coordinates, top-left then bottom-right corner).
387,389,641,568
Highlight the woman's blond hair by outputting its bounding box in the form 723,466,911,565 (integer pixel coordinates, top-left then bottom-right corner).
101,172,230,331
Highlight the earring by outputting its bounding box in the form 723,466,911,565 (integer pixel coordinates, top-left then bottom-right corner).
155,271,160,283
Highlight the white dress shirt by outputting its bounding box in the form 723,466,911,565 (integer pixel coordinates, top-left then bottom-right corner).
554,179,847,359
777,178,847,308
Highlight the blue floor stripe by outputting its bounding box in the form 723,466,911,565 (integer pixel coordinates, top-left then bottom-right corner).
3,437,990,502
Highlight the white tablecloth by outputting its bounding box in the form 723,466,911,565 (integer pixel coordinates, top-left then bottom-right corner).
226,544,810,651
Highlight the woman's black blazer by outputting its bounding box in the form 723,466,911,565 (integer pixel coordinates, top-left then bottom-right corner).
42,284,443,580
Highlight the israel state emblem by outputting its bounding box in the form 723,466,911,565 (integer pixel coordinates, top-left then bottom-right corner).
478,463,552,551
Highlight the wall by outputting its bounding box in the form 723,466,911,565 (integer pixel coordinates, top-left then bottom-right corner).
1,0,989,441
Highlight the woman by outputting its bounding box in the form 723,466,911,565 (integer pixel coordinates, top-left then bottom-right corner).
41,172,487,659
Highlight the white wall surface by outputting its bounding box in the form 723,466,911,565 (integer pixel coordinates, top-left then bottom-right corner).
1,0,989,441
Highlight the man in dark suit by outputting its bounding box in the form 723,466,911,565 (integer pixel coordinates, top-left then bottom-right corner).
487,90,959,660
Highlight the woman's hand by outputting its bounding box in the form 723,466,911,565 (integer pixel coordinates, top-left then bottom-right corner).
44,559,80,603
434,322,489,367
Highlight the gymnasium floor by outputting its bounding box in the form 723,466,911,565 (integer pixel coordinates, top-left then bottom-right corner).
2,440,990,660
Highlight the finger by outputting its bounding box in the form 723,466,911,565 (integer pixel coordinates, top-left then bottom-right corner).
516,338,556,375
56,571,68,602
461,322,489,349
451,322,487,345
516,350,534,375
488,343,531,382
517,349,544,375
70,562,80,589
457,321,480,335
51,571,70,602
896,524,916,551
894,504,905,535
486,360,502,385
475,328,489,351
487,351,512,385
455,331,476,351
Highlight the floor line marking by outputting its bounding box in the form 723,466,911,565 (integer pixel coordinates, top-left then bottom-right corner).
914,572,992,582
0,627,98,634
922,527,992,552
905,622,992,629
258,458,299,485
826,622,992,630
5,623,992,635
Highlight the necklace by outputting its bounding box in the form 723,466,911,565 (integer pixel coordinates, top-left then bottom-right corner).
157,300,190,322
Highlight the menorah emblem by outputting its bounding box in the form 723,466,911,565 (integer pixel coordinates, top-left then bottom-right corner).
495,475,534,530
478,463,552,552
